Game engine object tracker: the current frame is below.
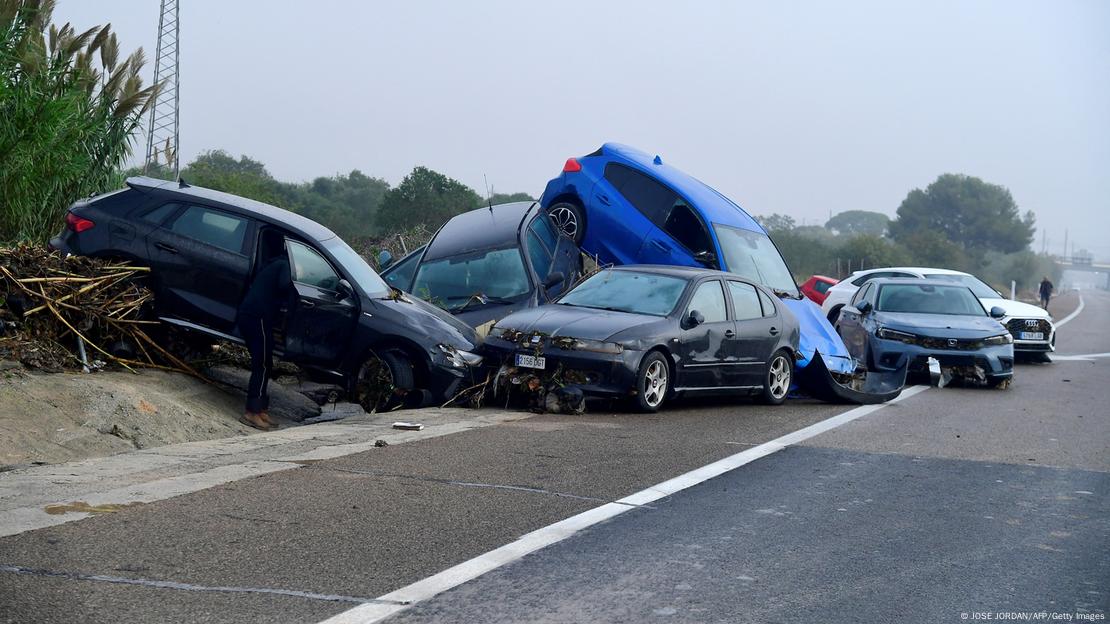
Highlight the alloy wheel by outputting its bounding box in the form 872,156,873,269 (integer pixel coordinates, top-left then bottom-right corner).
549,205,579,239
643,360,668,408
769,356,790,400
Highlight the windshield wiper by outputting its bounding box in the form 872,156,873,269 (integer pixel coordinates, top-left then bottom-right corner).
448,293,516,310
772,288,803,300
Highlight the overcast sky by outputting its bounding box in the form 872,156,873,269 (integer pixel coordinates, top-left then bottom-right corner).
54,1,1110,259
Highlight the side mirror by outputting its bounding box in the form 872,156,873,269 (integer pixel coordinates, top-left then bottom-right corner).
378,250,393,270
856,301,873,314
989,306,1006,319
544,272,565,289
684,309,705,329
336,279,354,301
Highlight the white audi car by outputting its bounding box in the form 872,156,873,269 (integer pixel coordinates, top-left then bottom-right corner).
821,267,1055,361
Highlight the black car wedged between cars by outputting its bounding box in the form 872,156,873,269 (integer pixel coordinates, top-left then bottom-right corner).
379,202,583,329
482,266,801,413
50,176,484,405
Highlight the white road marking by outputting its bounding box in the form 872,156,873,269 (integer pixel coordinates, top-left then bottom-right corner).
1051,352,1110,362
1054,295,1085,328
318,385,931,624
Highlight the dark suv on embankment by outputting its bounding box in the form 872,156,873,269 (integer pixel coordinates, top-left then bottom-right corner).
50,176,484,404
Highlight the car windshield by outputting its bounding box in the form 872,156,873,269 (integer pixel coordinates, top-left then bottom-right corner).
559,269,687,317
713,224,799,295
411,247,530,310
923,273,999,299
323,238,390,297
877,284,987,316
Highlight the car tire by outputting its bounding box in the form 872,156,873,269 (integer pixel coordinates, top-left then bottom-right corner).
357,350,415,411
759,349,793,405
633,351,670,413
548,202,585,244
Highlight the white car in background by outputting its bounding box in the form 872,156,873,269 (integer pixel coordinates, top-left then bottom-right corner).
821,267,1055,361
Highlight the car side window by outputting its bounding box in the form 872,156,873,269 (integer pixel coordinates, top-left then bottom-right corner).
141,202,180,225
606,163,675,226
529,215,560,251
687,280,728,324
813,280,833,294
526,230,553,279
287,240,340,291
757,289,778,317
384,251,420,290
727,281,762,321
662,200,713,255
168,205,248,254
851,271,890,287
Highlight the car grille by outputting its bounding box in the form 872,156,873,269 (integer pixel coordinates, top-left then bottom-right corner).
1006,318,1051,338
916,336,989,351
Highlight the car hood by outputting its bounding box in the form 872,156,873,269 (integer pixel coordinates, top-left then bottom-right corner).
453,303,528,329
876,312,1007,338
492,304,658,342
978,297,1050,320
781,297,855,374
374,294,480,349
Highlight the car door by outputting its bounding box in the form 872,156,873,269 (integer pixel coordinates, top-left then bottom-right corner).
639,198,719,269
589,163,668,265
727,281,780,385
837,282,875,361
145,203,253,332
676,279,739,388
524,214,578,299
282,239,358,364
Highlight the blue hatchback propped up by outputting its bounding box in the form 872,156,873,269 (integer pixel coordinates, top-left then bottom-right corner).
540,143,906,404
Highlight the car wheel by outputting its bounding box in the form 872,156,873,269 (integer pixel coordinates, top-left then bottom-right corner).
634,352,670,413
548,202,585,244
760,349,793,405
356,350,415,412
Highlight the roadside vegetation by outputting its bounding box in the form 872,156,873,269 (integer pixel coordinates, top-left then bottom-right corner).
0,0,159,243
759,173,1059,293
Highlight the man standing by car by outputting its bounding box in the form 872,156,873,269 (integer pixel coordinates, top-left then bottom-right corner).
237,232,295,430
1039,276,1054,310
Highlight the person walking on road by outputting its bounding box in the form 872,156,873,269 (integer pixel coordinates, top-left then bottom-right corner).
1038,276,1054,310
236,231,296,430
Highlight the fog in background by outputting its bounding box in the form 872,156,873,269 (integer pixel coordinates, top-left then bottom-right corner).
54,1,1110,259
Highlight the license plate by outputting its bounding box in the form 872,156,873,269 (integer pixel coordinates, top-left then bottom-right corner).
1019,331,1044,341
515,353,546,370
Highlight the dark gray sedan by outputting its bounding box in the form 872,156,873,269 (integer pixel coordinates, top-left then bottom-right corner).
835,278,1015,386
482,266,801,412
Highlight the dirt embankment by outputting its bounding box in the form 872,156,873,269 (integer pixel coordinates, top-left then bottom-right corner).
0,368,255,466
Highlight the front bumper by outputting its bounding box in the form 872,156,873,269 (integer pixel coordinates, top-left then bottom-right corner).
868,336,1014,379
481,338,640,398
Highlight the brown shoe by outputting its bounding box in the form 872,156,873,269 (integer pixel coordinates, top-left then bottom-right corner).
258,411,278,429
239,412,273,431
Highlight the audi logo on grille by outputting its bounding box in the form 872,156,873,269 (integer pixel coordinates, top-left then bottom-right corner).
1024,319,1039,328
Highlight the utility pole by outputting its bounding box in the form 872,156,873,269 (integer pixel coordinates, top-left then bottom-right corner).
143,0,181,179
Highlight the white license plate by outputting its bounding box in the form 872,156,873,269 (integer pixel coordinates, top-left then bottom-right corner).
1019,332,1044,341
515,354,546,370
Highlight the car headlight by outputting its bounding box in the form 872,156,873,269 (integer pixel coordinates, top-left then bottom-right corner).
487,326,506,339
566,338,624,354
876,327,917,343
990,330,1016,344
437,344,484,368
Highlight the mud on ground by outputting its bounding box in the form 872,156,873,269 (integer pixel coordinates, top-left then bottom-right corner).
0,368,253,467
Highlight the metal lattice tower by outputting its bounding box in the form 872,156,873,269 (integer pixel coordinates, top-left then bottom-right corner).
143,0,181,179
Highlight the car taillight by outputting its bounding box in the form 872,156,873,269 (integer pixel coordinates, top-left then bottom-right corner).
563,158,582,173
65,212,95,233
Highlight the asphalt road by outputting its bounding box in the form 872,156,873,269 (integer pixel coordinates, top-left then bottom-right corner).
0,290,1106,624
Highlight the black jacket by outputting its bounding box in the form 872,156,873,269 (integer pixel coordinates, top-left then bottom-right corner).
238,258,295,323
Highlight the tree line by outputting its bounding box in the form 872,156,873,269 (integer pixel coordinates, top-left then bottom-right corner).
761,173,1056,292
